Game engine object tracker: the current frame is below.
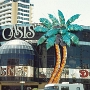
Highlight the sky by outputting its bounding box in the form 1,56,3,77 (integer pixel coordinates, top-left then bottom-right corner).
0,0,90,26
30,0,90,26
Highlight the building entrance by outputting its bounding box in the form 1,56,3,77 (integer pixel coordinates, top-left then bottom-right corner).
2,85,38,90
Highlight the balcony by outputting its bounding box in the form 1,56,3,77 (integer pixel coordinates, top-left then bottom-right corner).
0,6,11,12
0,10,12,15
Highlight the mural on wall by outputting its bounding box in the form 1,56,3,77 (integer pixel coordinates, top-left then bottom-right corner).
38,68,90,79
0,66,33,77
0,66,90,79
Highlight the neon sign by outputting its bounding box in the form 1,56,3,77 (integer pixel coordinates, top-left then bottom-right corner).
2,25,35,40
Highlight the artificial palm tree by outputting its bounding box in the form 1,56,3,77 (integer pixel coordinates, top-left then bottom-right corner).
34,10,83,84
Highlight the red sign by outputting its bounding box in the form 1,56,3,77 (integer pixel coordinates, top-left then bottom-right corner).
79,70,90,78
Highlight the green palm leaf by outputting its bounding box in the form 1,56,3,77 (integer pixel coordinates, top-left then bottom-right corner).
45,29,59,37
40,18,52,29
48,14,59,26
34,26,48,32
46,36,56,49
66,14,80,26
59,29,67,35
34,10,83,50
58,10,65,26
68,32,79,45
37,35,47,45
67,24,83,31
62,33,71,46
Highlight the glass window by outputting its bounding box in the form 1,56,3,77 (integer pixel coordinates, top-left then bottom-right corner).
20,0,30,3
7,59,19,65
76,87,80,90
18,12,20,15
44,86,59,90
61,86,69,90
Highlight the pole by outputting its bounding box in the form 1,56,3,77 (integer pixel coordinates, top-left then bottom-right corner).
21,83,23,90
20,71,25,90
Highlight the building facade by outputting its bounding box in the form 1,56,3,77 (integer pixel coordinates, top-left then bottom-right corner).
0,0,34,26
0,24,90,90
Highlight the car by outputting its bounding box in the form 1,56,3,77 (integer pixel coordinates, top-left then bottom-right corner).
44,82,84,90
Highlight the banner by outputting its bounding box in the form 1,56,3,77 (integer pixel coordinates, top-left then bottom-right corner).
0,66,34,77
38,68,90,79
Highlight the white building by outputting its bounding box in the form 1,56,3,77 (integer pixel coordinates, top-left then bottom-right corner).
0,0,34,26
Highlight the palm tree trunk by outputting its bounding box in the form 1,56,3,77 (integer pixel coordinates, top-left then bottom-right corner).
52,45,67,83
48,44,61,84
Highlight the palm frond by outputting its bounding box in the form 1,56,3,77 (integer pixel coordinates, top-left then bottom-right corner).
48,14,59,26
67,24,83,31
62,33,71,46
66,14,80,26
34,26,48,32
58,10,65,26
45,29,59,37
37,35,47,45
59,29,67,35
68,32,79,45
46,36,56,49
40,18,52,29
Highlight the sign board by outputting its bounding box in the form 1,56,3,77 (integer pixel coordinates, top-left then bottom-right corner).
38,68,90,79
0,24,42,41
0,66,33,77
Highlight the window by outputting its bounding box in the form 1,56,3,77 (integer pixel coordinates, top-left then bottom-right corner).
44,86,59,90
61,86,69,90
7,59,19,65
76,87,80,90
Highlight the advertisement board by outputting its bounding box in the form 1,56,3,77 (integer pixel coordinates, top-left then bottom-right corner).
38,68,90,79
0,66,33,77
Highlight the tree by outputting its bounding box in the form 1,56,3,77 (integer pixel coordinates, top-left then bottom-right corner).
34,10,83,84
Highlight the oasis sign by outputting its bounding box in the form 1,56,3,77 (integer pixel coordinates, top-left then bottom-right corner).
1,24,36,41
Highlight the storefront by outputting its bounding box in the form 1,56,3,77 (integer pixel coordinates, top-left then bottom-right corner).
0,24,90,90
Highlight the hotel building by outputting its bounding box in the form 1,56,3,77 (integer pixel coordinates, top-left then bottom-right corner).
0,0,34,26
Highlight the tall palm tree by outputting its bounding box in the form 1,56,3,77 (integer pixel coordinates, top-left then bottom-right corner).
34,10,83,84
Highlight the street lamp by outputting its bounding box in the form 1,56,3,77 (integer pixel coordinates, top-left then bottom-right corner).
20,71,25,90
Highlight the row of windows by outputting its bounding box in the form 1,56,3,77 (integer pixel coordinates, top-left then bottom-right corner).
0,21,11,25
18,8,29,13
76,31,90,42
0,9,11,13
0,13,11,17
0,17,11,21
35,44,90,69
67,46,90,57
0,55,34,65
0,0,11,5
0,21,11,23
18,3,29,9
0,40,90,68
0,4,11,9
18,12,29,17
17,21,29,24
0,49,34,54
38,55,90,69
18,16,29,20
19,0,30,3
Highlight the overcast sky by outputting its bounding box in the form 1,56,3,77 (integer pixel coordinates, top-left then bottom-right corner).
31,0,90,26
